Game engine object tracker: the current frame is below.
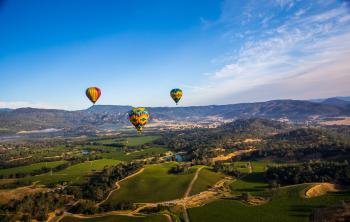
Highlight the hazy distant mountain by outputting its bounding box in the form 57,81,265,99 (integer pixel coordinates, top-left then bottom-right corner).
0,98,349,132
0,108,12,112
320,98,350,108
310,96,350,103
85,105,132,114
149,99,349,120
335,96,350,102
309,97,350,109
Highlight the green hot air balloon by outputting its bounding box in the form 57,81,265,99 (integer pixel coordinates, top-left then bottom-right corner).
170,88,183,105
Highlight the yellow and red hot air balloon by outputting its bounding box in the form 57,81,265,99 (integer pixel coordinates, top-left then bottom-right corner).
86,87,101,105
170,88,183,105
128,107,150,133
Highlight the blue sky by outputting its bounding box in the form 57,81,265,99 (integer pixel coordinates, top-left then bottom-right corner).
0,0,349,110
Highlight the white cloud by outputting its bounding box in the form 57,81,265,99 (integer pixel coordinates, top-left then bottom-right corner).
294,8,307,18
185,2,350,105
274,0,297,9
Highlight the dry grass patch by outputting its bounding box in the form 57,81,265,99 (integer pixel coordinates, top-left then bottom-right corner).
0,179,16,185
0,184,47,204
320,117,350,126
212,149,255,162
305,183,339,198
243,138,262,143
246,196,269,205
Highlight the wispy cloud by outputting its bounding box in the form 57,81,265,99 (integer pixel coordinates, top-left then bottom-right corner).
186,1,350,105
274,0,297,9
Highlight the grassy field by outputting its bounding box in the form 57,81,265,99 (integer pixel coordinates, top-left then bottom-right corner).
230,161,271,195
21,159,120,185
100,146,168,161
125,136,160,146
231,161,251,173
0,179,16,185
103,162,197,205
97,135,159,147
127,147,168,158
60,214,167,222
0,184,47,205
79,135,166,161
190,167,225,196
0,160,67,176
188,184,350,222
0,128,13,133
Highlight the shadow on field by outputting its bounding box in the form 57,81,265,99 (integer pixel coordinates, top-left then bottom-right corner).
240,172,266,183
233,172,270,193
289,204,322,218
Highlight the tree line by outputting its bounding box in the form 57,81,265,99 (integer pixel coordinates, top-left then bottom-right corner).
0,155,102,179
65,161,143,213
266,161,350,186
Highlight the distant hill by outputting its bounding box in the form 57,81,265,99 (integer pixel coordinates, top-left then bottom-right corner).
320,98,350,108
219,118,292,136
85,105,132,114
309,96,350,109
269,128,334,144
148,99,349,121
0,108,12,112
335,96,350,102
310,96,350,103
0,99,349,132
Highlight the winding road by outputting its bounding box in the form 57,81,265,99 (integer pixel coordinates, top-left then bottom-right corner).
52,166,228,222
97,168,145,207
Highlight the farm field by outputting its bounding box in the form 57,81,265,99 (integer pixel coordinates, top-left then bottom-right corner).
125,136,160,146
103,162,197,205
188,184,350,222
97,135,159,147
21,159,120,185
0,160,67,177
0,179,16,185
230,172,270,195
99,146,168,161
79,136,167,161
230,161,271,195
126,147,168,158
0,184,47,205
190,167,225,196
0,128,13,133
231,161,251,173
60,214,167,222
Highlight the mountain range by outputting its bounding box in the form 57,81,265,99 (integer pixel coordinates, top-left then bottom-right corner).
0,97,349,133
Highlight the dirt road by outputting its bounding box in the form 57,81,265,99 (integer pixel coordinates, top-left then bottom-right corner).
184,166,204,198
96,168,145,207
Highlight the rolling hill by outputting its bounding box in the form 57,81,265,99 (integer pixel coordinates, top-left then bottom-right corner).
0,98,349,132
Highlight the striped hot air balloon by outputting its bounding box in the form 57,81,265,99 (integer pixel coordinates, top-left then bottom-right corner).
170,88,183,105
128,107,150,133
86,87,101,104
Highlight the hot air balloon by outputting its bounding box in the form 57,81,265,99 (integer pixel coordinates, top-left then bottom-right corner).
86,87,101,105
128,107,150,133
170,88,183,105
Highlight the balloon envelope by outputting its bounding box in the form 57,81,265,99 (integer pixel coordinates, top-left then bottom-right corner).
86,87,101,104
128,107,150,133
170,88,183,105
